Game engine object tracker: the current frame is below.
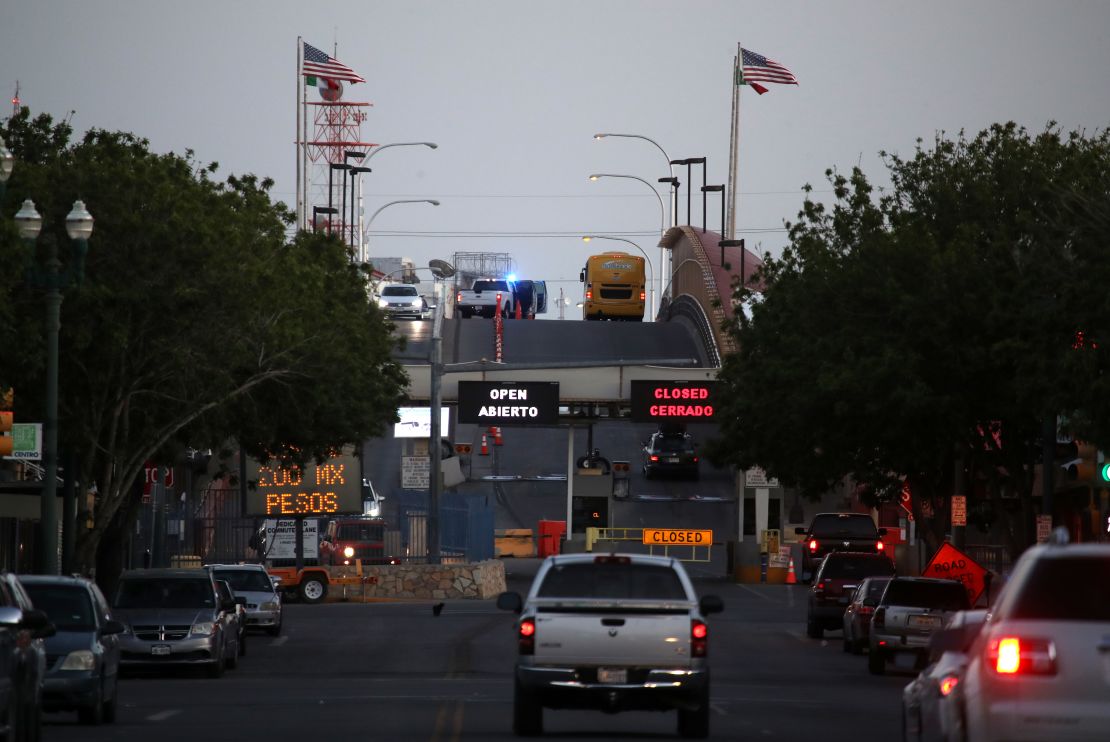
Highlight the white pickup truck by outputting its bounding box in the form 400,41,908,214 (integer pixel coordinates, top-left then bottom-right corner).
456,278,516,319
497,553,724,738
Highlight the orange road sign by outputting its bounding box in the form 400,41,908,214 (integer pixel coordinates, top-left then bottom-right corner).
922,542,989,606
642,528,713,546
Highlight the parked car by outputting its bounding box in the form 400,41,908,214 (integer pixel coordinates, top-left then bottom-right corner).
214,579,247,658
207,564,282,636
0,572,52,742
19,575,125,725
641,431,700,480
112,568,244,677
842,576,893,654
497,553,723,738
795,512,888,581
902,609,988,742
806,552,895,638
961,536,1110,742
869,577,970,675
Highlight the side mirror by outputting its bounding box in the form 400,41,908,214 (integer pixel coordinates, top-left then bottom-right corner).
234,596,247,607
0,606,21,627
794,527,807,536
579,270,585,282
101,619,127,636
699,595,724,615
496,591,523,614
270,576,282,587
21,609,55,639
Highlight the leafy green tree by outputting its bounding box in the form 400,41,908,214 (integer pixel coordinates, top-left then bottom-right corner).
1,112,407,578
710,123,1110,556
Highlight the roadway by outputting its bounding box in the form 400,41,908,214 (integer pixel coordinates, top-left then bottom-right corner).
44,563,909,742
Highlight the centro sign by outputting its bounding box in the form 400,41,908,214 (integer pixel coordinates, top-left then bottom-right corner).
629,380,717,423
457,381,560,425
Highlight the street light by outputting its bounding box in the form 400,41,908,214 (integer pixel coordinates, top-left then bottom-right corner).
364,199,440,262
14,198,94,574
593,133,673,178
312,205,338,232
365,142,438,162
348,165,372,257
589,173,666,307
582,235,655,321
328,163,350,236
702,184,726,241
719,238,747,287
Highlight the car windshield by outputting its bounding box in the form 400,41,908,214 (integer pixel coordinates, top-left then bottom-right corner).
22,584,96,631
883,580,968,610
821,557,894,580
537,563,688,601
114,578,214,609
212,569,273,593
382,286,417,296
810,515,878,538
1010,555,1110,621
654,437,693,453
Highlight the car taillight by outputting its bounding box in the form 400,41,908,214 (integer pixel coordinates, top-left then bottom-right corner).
876,540,884,552
939,675,959,696
988,636,1057,676
858,606,874,615
518,619,535,655
873,607,886,629
809,539,818,552
693,456,699,463
650,455,659,462
640,290,646,301
586,289,593,300
456,292,462,303
814,582,826,594
691,619,708,657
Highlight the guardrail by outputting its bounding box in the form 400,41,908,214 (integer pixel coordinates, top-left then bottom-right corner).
584,526,713,563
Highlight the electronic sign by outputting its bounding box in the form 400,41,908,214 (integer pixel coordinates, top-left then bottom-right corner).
394,406,450,439
629,380,718,423
244,451,362,516
457,381,560,425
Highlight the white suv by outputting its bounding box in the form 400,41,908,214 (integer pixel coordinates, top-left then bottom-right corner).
962,536,1110,741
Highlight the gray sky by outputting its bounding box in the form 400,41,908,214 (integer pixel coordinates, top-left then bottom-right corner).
4,1,1110,304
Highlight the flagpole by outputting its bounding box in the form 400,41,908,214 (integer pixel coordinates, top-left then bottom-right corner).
296,37,304,231
302,51,310,231
727,43,741,241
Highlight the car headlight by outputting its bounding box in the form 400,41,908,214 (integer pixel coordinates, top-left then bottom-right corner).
377,297,388,307
60,650,96,671
343,546,355,558
260,601,279,611
190,621,216,636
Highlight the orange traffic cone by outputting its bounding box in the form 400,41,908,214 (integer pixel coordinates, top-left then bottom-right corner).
492,426,503,446
480,434,489,456
786,557,798,585
515,301,522,319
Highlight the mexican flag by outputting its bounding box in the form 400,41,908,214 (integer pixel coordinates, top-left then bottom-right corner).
305,75,340,91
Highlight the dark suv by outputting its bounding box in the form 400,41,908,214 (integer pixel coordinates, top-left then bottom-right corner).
641,431,699,480
806,552,895,638
795,513,887,581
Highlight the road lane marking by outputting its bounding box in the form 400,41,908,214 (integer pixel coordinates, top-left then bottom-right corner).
711,703,727,715
147,709,181,722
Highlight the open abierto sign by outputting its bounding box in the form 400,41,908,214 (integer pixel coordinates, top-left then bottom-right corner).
922,542,990,606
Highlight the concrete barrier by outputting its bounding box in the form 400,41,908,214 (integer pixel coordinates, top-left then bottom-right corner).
323,560,506,602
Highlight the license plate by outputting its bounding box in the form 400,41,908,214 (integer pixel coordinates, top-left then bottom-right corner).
667,457,680,463
909,614,942,629
151,644,171,656
597,668,627,684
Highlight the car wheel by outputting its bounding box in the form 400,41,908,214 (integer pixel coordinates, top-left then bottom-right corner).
77,680,103,725
676,689,710,739
299,576,328,604
868,647,886,675
805,615,823,639
512,679,543,736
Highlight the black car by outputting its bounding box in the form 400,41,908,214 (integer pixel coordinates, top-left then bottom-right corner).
795,513,887,581
806,552,895,638
19,575,125,724
0,572,54,741
642,432,700,479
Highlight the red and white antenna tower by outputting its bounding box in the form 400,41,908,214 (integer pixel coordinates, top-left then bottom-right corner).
11,80,20,117
305,83,376,259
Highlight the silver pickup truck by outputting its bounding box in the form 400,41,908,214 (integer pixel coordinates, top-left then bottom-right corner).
497,553,723,738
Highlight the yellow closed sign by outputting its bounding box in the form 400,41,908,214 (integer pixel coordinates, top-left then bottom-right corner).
642,529,713,546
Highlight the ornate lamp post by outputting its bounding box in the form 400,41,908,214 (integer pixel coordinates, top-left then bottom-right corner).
14,198,94,574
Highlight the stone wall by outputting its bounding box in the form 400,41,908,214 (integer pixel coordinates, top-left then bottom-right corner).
325,560,506,600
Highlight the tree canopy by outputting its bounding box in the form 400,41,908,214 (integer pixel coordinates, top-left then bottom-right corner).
1,111,408,572
710,122,1110,553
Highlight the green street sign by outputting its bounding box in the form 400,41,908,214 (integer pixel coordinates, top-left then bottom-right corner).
4,423,42,460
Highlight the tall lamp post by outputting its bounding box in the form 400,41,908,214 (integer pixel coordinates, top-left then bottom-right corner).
593,133,673,178
588,173,666,307
581,235,655,321
348,165,371,258
354,142,438,263
427,258,455,565
14,198,94,574
363,199,440,262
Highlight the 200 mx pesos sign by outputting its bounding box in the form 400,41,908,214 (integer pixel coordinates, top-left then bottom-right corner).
630,380,717,423
457,381,559,425
244,453,362,516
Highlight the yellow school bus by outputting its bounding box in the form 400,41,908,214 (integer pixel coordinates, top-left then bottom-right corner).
580,252,646,321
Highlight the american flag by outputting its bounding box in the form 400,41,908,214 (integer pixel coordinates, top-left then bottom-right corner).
302,41,365,84
738,47,798,95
